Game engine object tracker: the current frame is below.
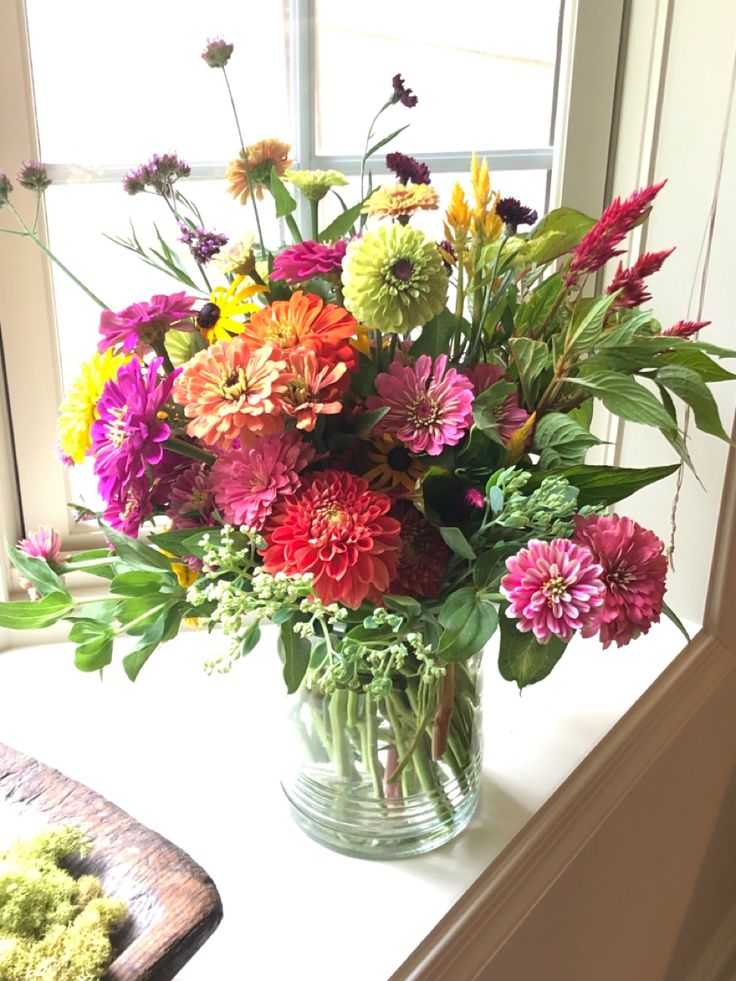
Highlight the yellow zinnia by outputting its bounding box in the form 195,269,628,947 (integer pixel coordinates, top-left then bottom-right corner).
57,349,130,464
197,276,266,344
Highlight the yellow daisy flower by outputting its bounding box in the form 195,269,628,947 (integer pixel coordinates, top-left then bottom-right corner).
363,434,425,493
197,276,266,344
57,349,130,464
363,183,440,221
283,169,348,202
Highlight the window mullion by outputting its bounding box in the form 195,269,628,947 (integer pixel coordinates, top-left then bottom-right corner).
290,0,315,234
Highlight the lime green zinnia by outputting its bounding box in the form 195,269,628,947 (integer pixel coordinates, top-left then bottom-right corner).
342,224,449,334
283,169,348,202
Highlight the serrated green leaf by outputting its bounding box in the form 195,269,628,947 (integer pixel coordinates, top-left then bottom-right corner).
278,623,311,693
509,337,549,406
657,347,736,383
564,293,619,355
473,380,517,442
0,591,74,630
498,612,568,689
654,364,731,441
526,462,680,506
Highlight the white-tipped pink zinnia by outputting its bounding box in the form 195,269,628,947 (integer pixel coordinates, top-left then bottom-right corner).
501,538,605,644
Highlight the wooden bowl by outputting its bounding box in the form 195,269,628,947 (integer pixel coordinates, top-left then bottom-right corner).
0,742,223,980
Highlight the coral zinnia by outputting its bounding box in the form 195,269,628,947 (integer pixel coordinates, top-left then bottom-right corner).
342,224,448,333
225,139,293,204
98,292,197,354
57,349,130,464
91,357,178,505
212,432,315,530
501,538,605,644
573,514,667,649
173,338,287,449
388,501,450,599
362,183,440,221
368,354,474,456
262,469,402,608
282,349,348,431
270,240,348,285
242,291,358,371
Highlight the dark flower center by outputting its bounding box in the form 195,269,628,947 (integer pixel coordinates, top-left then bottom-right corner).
197,302,221,329
387,447,412,472
392,258,413,282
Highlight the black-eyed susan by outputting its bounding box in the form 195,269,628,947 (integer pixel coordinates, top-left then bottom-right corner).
363,434,424,494
196,276,266,343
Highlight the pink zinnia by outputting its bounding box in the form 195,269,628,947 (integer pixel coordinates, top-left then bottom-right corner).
367,354,474,456
463,362,531,445
167,462,217,529
98,292,198,354
212,432,315,530
661,319,711,338
18,526,63,562
501,538,605,644
567,181,667,283
607,248,674,309
270,240,348,285
573,514,667,649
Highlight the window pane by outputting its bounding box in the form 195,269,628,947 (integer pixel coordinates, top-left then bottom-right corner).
24,1,290,164
314,0,562,155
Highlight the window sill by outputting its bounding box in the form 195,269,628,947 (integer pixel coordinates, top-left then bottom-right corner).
0,618,696,979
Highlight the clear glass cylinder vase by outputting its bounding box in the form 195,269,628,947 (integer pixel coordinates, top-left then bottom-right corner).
280,652,483,859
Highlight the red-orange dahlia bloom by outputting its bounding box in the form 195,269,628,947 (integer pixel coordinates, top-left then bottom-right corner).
388,500,450,599
172,338,288,449
241,291,358,372
262,469,402,608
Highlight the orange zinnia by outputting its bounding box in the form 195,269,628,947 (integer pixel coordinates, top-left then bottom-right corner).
225,138,293,204
242,291,359,372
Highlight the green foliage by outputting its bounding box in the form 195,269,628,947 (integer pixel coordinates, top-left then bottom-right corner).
533,412,601,469
654,365,731,441
562,293,619,355
269,167,297,217
498,612,568,689
439,527,476,560
278,621,311,693
527,207,596,263
0,591,74,630
318,199,366,243
508,337,549,406
472,380,517,443
438,588,498,662
525,463,680,507
410,308,465,358
6,547,66,598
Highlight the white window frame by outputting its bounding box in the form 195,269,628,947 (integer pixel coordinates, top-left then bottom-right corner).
0,0,621,597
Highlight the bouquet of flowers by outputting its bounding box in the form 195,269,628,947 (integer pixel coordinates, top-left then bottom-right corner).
1,39,733,856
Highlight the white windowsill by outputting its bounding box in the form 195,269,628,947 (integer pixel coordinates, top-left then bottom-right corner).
0,617,696,980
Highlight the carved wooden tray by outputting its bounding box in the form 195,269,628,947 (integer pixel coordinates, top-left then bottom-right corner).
0,742,223,980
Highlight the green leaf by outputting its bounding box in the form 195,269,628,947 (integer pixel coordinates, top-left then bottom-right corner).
351,406,389,437
473,380,518,442
528,207,596,262
410,309,463,358
165,327,201,368
0,591,74,630
438,588,498,662
270,167,297,218
439,527,476,560
514,273,564,335
110,571,176,596
68,619,111,644
654,365,731,441
241,622,262,657
533,412,601,469
8,547,67,597
564,293,619,355
527,462,680,507
74,633,114,673
662,601,691,644
103,525,173,573
365,124,410,159
657,347,736,383
383,595,422,618
508,338,549,406
115,596,167,635
318,200,365,243
473,543,518,590
568,371,677,434
498,612,568,689
278,623,311,693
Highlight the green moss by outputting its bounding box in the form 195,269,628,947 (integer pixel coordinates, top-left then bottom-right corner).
0,825,127,981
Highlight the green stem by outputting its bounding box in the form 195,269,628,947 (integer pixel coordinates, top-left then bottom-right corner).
165,438,216,465
9,202,107,309
310,199,320,241
284,213,304,245
221,66,266,257
364,694,385,798
360,101,391,204
151,338,176,375
328,689,354,781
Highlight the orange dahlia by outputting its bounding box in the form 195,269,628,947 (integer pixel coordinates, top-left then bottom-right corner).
172,338,287,449
225,138,293,204
262,469,402,609
241,291,358,371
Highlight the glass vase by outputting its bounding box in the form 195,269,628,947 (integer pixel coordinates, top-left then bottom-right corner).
280,652,483,859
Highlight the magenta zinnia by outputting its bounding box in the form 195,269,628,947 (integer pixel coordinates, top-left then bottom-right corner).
98,292,197,354
167,462,217,530
501,539,605,644
91,357,178,507
270,240,348,285
212,432,315,530
367,354,474,456
573,513,667,649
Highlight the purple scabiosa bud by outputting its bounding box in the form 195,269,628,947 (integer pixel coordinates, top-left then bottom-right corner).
0,171,13,208
202,37,234,69
391,73,418,108
385,151,430,185
17,161,52,193
495,197,538,234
